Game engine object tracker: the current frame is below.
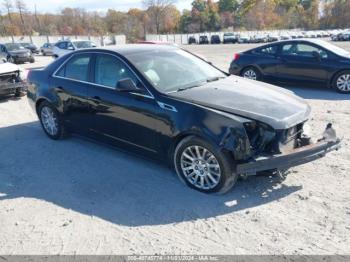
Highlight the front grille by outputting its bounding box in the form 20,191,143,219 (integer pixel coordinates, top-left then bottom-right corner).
0,72,19,88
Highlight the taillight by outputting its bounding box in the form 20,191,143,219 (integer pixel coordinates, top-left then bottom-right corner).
26,70,31,80
233,53,240,61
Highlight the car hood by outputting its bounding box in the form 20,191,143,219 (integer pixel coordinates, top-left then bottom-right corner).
0,62,20,74
169,76,311,130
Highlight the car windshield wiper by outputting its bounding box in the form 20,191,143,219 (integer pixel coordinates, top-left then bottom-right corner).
206,76,226,83
168,81,207,93
168,76,226,93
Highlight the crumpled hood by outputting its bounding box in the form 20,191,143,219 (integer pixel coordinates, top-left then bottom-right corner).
169,75,311,130
0,62,20,74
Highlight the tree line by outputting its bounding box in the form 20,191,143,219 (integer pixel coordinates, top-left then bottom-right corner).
0,0,349,42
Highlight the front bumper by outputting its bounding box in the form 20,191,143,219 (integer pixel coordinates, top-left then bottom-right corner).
236,139,341,175
0,81,27,96
12,56,33,63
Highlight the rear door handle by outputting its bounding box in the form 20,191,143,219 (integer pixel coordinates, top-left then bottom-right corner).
90,96,101,104
56,86,64,93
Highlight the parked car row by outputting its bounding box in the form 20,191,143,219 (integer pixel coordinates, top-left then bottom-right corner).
0,39,98,64
187,29,346,45
331,31,350,41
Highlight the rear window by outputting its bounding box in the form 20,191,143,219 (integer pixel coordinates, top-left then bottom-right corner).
254,45,278,55
56,54,91,82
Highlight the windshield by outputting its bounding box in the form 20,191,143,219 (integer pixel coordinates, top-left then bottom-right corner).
73,41,95,49
5,43,25,51
126,49,226,93
317,40,350,57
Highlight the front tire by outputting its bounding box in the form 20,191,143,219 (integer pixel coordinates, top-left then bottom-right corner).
332,70,350,93
174,136,238,194
38,101,67,140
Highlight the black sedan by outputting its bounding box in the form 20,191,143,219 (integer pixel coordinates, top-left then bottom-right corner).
229,39,350,93
27,45,340,193
0,43,35,64
19,42,40,54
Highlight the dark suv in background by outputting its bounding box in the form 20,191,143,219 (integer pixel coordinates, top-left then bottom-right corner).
199,35,209,44
19,42,39,54
210,35,221,44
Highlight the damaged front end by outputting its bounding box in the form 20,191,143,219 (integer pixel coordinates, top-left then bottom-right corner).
228,120,341,176
0,70,27,97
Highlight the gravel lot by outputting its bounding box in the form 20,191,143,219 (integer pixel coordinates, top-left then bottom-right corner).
0,42,349,255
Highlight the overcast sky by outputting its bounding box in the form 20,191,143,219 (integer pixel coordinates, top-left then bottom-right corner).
28,0,193,13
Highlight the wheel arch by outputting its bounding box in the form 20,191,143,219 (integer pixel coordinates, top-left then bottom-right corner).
167,131,219,167
35,97,53,115
329,69,350,88
239,65,262,76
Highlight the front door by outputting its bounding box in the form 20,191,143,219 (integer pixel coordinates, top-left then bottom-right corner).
87,53,161,156
276,42,330,86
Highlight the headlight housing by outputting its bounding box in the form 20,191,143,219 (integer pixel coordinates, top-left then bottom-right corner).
243,120,276,154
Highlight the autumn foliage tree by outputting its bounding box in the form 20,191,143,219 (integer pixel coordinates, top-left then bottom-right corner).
0,0,350,42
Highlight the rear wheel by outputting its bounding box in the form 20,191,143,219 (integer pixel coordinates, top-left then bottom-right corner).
174,136,238,194
241,66,261,81
38,102,67,140
333,70,350,93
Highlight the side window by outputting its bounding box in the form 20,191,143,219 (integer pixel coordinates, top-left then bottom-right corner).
296,44,328,59
94,54,138,88
255,45,277,55
281,44,295,55
0,45,6,52
57,42,67,49
56,54,91,81
67,42,74,50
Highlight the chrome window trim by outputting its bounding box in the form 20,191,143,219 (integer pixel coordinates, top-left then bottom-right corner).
52,51,155,99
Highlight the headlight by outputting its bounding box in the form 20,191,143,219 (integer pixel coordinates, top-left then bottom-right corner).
18,69,27,81
243,120,257,132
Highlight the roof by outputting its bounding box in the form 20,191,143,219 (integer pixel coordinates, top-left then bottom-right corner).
75,44,178,56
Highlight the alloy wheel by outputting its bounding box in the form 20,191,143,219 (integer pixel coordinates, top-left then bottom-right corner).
336,74,350,92
180,145,221,190
243,69,257,80
40,106,59,136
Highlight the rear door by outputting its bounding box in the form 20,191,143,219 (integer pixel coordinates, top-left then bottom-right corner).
250,44,280,81
275,42,330,85
51,53,94,135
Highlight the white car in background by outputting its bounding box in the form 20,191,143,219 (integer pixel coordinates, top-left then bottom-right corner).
0,59,27,97
52,40,97,58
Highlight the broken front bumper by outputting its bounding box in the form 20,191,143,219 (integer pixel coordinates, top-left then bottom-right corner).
236,138,341,175
0,81,27,96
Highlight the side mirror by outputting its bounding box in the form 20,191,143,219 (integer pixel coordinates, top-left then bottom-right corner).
312,51,321,60
1,58,7,63
67,46,75,51
116,78,140,92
